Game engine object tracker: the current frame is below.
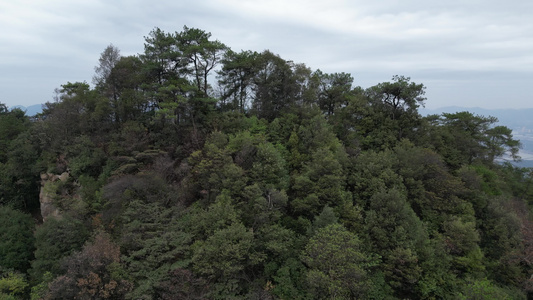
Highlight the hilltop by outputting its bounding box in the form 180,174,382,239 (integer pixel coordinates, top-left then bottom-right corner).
1,26,532,300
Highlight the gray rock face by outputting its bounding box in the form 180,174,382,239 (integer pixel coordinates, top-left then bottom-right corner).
39,172,69,221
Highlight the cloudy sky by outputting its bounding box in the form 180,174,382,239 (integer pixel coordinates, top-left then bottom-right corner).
1,0,532,109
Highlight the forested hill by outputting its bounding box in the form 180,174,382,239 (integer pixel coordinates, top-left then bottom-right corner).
1,26,532,299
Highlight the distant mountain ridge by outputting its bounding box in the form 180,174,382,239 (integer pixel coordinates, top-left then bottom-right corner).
11,104,43,116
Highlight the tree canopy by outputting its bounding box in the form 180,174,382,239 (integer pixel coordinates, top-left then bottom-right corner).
0,26,530,299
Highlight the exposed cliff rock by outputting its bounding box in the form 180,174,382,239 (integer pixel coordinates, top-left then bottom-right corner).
39,172,69,221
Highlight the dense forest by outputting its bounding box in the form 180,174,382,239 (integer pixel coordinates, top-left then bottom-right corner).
1,26,532,299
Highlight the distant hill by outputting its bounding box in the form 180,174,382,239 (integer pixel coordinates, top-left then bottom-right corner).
11,104,43,116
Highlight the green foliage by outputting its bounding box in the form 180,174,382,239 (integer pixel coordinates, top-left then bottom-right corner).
309,205,338,234
393,140,474,228
291,145,348,218
302,223,375,299
120,199,191,299
442,217,485,277
433,112,520,166
361,75,426,146
366,75,426,120
365,188,428,298
191,222,264,297
218,50,261,113
0,130,41,211
29,272,53,300
192,222,260,278
0,207,35,272
1,26,532,300
470,164,503,195
185,193,241,239
480,196,525,287
257,224,298,263
240,184,289,228
250,50,303,121
177,25,227,96
65,135,107,178
313,70,354,116
30,216,89,282
78,174,105,213
270,258,308,299
348,149,403,202
153,268,209,300
0,106,30,164
250,141,289,190
458,278,524,300
443,217,481,256
416,235,458,298
0,270,29,299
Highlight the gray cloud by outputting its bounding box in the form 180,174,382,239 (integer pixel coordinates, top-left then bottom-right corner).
1,0,532,109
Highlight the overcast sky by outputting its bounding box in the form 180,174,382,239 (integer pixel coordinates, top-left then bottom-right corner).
1,0,532,109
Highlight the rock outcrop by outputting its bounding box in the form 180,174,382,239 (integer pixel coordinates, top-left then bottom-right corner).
39,172,69,221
